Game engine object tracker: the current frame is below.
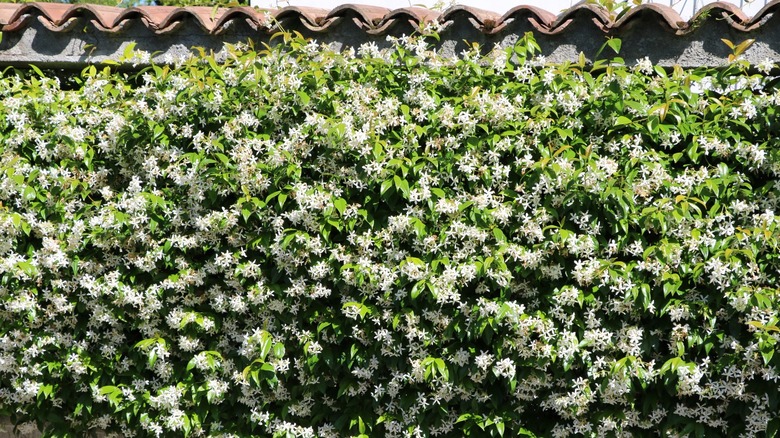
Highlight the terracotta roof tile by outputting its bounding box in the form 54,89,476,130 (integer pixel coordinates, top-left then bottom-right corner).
753,0,780,24
366,7,437,34
3,1,780,36
612,3,687,32
123,6,224,33
441,5,502,34
214,5,267,33
328,4,390,25
271,6,331,31
497,5,557,34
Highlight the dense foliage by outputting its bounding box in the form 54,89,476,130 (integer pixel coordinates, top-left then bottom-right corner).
1,32,780,437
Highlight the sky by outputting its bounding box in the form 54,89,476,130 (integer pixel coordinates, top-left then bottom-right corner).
247,0,769,19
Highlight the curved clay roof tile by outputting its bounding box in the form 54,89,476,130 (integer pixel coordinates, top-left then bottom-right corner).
612,3,687,33
369,7,440,34
133,6,226,33
749,0,780,26
695,1,751,31
547,2,611,34
482,5,558,34
0,2,777,37
502,5,557,27
271,6,331,31
325,4,392,32
440,5,502,34
213,6,267,34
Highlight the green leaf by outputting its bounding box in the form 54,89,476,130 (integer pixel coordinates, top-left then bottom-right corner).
133,337,161,350
273,342,285,359
495,421,505,437
334,198,347,215
660,357,685,374
761,345,774,365
99,386,122,406
343,301,370,319
259,336,273,361
767,418,780,438
22,185,36,201
607,38,622,54
456,413,475,424
393,175,410,198
434,358,448,380
640,283,651,311
411,281,425,300
297,90,310,105
29,63,45,77
663,281,680,297
518,427,538,437
182,413,191,436
148,351,158,368
121,41,137,61
38,384,54,399
317,322,330,334
380,179,393,196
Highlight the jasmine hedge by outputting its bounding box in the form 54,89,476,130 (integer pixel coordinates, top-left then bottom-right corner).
1,32,779,437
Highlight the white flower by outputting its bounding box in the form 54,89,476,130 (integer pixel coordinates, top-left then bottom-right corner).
474,351,494,371
149,386,184,411
757,58,774,74
493,358,516,379
635,57,653,75
307,342,323,355
165,409,186,431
